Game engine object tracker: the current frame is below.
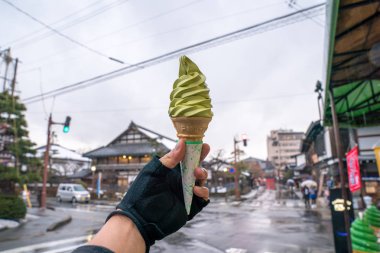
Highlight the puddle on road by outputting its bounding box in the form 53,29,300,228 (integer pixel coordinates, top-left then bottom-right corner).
153,231,224,253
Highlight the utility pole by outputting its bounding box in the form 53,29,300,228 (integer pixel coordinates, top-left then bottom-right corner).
233,134,248,201
41,114,52,209
10,58,18,97
233,138,240,201
1,48,12,92
329,88,352,253
41,114,71,209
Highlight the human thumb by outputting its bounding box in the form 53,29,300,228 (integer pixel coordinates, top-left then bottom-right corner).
159,139,186,169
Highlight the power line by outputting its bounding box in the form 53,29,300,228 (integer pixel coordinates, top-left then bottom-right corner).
88,0,202,43
6,0,129,50
0,0,126,64
287,0,324,27
24,0,284,68
27,92,315,114
2,0,106,47
23,3,325,104
21,0,204,68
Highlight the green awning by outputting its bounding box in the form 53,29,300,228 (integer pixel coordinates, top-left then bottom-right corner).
323,0,380,127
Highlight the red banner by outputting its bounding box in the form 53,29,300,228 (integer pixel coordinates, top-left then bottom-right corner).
346,146,361,192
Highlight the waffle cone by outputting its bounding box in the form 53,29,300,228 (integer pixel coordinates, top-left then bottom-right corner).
171,117,211,141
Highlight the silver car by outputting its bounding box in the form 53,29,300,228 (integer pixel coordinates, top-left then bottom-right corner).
56,183,90,204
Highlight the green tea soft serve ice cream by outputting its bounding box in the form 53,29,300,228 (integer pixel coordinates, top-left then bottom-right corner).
169,55,213,214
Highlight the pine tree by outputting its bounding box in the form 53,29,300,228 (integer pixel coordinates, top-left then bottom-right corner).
0,91,41,195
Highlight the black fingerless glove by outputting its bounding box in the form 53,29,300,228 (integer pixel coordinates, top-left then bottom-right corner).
106,156,209,252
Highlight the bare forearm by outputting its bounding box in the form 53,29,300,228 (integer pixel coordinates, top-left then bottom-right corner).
88,215,146,253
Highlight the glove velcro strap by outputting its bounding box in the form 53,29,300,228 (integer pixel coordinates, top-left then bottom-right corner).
106,210,151,253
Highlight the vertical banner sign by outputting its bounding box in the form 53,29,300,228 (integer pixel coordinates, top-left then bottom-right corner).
97,172,102,199
374,146,380,176
346,146,361,192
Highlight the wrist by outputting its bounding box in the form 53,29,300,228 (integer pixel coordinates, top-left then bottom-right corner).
90,214,146,253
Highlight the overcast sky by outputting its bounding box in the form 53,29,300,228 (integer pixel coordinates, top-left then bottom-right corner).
0,0,326,160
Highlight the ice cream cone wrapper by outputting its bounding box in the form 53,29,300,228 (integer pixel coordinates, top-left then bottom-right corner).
170,117,211,214
180,141,202,215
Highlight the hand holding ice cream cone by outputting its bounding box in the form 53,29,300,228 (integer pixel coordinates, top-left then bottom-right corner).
159,139,210,201
169,55,213,214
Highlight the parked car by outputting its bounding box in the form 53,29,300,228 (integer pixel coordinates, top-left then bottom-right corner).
56,183,90,204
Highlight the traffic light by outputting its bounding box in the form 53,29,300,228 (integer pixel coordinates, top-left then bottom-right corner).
242,134,248,147
63,116,71,133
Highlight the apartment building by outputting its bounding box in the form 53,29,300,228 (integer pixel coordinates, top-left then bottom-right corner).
267,129,304,171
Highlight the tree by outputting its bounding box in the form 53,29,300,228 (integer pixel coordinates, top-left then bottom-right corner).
247,161,264,179
0,91,41,195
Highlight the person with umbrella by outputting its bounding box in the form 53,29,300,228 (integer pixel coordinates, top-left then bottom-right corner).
301,179,317,209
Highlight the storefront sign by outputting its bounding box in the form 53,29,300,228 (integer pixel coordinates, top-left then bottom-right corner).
374,146,380,176
346,146,361,192
331,199,352,211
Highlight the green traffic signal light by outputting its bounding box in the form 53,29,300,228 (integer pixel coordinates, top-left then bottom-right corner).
63,116,71,133
63,125,70,133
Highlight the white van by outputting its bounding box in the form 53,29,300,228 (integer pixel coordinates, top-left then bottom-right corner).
56,183,90,204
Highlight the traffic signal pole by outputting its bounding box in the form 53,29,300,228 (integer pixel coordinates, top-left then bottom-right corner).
41,114,52,209
233,138,240,201
233,135,248,201
41,114,71,209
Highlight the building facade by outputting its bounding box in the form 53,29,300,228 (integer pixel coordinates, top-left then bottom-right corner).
83,121,171,197
298,121,380,205
36,144,91,177
267,129,304,173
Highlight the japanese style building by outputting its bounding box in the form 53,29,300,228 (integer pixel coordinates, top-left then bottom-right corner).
83,121,172,196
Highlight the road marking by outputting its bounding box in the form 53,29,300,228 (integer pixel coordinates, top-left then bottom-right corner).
1,236,88,253
54,207,98,213
43,244,84,253
225,248,247,253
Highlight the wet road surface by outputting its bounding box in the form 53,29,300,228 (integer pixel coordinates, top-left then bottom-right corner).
0,190,334,253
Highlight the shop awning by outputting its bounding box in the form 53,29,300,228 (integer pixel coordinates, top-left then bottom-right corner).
323,0,380,127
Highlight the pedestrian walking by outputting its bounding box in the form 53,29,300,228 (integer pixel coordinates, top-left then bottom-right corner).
302,186,311,209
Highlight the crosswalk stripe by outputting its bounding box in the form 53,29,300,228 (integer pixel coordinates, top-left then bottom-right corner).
42,244,85,253
1,236,88,253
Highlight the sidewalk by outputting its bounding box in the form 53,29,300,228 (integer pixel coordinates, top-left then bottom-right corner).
0,207,71,233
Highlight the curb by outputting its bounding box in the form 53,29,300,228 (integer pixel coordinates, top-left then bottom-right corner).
46,215,72,232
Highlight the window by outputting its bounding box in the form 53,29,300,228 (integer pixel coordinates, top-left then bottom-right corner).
141,155,151,163
74,185,86,191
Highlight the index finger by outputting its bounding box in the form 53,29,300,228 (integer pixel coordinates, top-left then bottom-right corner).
200,143,210,162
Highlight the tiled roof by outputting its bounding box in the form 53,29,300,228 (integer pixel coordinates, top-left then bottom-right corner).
83,142,169,158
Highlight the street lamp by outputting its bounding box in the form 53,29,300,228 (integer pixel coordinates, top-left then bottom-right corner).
91,166,96,193
315,80,324,120
233,134,248,201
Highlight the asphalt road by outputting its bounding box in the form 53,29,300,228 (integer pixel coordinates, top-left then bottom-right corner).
0,190,334,253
